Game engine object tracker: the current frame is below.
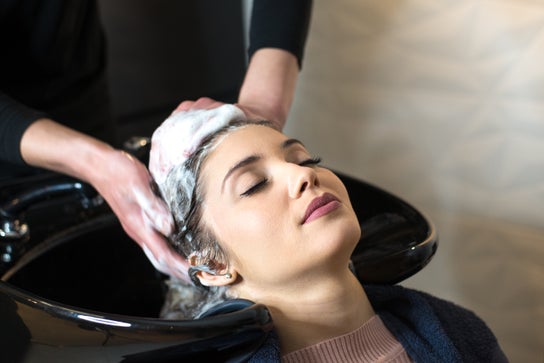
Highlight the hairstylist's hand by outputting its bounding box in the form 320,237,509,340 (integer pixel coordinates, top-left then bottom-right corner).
233,103,282,130
87,150,191,282
174,97,225,112
20,119,191,282
174,96,280,130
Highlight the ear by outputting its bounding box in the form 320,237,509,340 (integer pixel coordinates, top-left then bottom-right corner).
195,270,238,287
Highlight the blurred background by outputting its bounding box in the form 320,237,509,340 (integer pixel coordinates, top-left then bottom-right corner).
98,1,543,362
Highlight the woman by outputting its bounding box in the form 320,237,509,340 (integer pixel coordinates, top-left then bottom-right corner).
149,103,508,362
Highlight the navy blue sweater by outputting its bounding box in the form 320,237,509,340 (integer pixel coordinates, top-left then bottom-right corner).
249,284,508,362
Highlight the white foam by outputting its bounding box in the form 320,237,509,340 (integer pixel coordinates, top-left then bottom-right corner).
149,104,246,186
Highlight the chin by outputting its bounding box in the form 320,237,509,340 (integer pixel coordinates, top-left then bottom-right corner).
342,218,362,248
314,214,361,255
335,202,361,240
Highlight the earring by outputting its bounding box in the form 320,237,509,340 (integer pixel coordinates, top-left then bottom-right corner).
224,272,232,280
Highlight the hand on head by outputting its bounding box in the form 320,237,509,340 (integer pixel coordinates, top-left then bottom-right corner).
20,118,191,282
233,103,282,130
94,97,242,282
86,149,191,282
173,96,282,130
128,96,277,281
174,97,225,112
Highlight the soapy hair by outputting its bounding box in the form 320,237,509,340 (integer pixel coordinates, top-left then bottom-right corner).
163,121,264,273
158,120,273,319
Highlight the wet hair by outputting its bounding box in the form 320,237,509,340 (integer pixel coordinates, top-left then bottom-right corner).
158,120,274,319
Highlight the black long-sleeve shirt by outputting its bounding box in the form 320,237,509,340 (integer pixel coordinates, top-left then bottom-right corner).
0,0,112,167
0,0,312,167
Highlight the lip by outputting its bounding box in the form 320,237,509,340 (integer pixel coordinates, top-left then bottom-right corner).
301,192,341,224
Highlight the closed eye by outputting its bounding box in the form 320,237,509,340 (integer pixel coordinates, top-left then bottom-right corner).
240,157,320,197
299,156,322,167
240,178,268,197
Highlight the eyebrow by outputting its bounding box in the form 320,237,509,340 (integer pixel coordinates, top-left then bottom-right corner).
221,138,306,190
282,138,305,149
222,155,261,190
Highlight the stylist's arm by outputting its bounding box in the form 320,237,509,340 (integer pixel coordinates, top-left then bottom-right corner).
237,48,299,130
20,118,191,282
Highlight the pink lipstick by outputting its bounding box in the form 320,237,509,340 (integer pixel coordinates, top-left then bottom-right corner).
302,193,341,224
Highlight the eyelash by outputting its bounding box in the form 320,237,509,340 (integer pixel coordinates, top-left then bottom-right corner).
299,156,322,167
240,156,322,197
241,178,268,197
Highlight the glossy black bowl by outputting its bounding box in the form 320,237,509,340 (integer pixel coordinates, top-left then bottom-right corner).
0,171,437,362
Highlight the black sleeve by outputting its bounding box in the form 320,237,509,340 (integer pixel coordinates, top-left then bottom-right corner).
0,92,46,165
0,0,108,166
248,0,313,69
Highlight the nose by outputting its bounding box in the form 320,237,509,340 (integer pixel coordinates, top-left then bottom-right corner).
287,164,319,199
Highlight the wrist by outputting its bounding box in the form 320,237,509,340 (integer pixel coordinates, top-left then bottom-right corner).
235,102,285,130
76,140,118,185
238,48,299,130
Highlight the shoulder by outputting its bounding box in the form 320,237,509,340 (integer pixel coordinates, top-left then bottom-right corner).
365,284,468,311
365,284,486,327
364,284,508,362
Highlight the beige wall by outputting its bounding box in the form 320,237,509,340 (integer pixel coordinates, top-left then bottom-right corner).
285,1,544,361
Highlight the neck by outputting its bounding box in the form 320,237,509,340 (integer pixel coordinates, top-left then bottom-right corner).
245,269,375,355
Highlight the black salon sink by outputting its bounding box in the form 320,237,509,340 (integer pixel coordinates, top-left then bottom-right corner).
0,170,437,362
0,173,272,363
3,214,164,316
338,172,437,284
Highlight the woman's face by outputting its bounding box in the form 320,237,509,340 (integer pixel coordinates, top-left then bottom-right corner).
198,125,361,292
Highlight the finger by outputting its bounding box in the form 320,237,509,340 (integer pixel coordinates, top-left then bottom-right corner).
174,100,196,112
132,182,175,236
174,98,224,114
122,211,187,278
193,97,224,110
141,231,191,282
163,248,192,282
233,103,258,120
143,196,175,236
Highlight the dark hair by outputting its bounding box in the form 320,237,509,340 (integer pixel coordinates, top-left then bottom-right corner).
157,119,275,319
162,120,274,285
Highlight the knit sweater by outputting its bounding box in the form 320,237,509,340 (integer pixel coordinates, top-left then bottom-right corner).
282,315,412,363
249,284,508,362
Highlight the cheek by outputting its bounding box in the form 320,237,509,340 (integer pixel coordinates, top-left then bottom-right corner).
204,199,291,280
204,199,284,253
231,205,284,251
325,172,353,205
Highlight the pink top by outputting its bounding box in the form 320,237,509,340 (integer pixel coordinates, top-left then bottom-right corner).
282,315,413,363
